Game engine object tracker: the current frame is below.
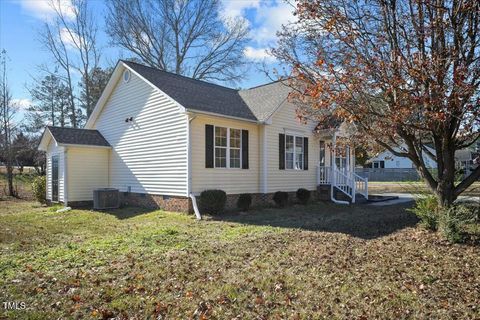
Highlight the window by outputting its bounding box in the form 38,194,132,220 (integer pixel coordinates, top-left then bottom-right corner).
371,160,385,168
229,128,241,168
285,134,304,170
214,126,241,168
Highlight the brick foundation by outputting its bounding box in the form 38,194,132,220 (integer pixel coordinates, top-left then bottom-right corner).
51,189,325,214
120,192,192,213
220,190,320,211
68,200,94,208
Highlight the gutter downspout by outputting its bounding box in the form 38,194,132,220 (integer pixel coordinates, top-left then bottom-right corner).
187,114,201,220
261,125,268,194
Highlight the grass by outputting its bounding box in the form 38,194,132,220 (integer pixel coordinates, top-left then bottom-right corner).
0,171,38,200
1,199,479,319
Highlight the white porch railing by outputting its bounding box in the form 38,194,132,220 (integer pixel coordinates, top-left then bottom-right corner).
317,166,331,184
353,173,368,199
316,165,369,204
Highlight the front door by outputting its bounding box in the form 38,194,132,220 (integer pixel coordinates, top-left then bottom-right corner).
51,155,59,202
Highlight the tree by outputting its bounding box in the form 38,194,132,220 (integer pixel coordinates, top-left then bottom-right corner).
79,66,112,117
0,50,18,196
12,132,34,173
106,0,249,84
273,0,480,207
39,0,101,127
26,73,71,132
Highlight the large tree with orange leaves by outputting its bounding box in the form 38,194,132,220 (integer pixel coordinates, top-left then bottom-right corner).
273,0,480,206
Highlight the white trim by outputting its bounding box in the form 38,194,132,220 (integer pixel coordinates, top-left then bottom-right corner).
57,143,112,149
261,125,268,193
284,133,305,171
213,125,242,169
186,114,195,197
185,109,261,124
38,128,53,151
63,148,68,206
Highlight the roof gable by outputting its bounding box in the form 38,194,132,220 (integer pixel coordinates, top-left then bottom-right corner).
86,60,299,126
38,126,111,151
239,81,292,122
123,61,258,121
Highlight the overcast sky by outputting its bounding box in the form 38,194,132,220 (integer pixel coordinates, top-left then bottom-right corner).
0,0,296,121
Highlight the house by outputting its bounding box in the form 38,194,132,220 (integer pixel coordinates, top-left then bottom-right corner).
38,60,368,213
366,146,437,169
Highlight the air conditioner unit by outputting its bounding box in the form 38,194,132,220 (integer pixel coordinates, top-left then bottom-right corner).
93,188,119,210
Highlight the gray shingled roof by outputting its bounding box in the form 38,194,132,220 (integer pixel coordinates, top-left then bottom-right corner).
47,126,110,147
123,61,258,121
239,81,292,121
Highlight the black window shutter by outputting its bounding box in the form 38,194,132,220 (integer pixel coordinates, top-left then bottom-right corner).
279,133,285,170
205,124,214,168
380,161,385,168
242,130,249,169
303,137,308,170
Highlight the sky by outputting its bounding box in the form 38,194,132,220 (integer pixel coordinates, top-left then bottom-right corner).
0,0,297,122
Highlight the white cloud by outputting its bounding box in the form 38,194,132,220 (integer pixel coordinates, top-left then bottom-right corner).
16,0,75,21
12,98,32,110
60,27,83,49
220,0,260,23
252,1,296,45
244,46,276,62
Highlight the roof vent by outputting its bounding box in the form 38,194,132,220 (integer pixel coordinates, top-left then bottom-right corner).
123,69,131,83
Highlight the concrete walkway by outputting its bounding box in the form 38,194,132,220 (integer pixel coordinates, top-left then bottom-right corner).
368,193,415,206
368,193,480,206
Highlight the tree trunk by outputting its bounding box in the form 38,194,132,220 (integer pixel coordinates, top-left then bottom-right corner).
6,162,14,197
435,145,457,207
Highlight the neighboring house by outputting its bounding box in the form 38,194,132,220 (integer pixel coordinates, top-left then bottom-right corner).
366,147,437,169
38,60,367,212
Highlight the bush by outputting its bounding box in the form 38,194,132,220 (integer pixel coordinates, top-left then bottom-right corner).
296,188,311,205
439,205,476,244
237,193,252,211
199,189,227,214
32,176,46,204
273,191,289,207
408,195,439,231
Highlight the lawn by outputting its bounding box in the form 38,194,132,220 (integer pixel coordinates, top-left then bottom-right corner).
1,200,479,319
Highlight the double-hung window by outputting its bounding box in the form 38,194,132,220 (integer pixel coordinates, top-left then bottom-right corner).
285,134,304,170
214,126,241,168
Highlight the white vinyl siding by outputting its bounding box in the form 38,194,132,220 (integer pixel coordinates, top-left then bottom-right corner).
45,141,65,202
190,115,260,194
266,102,319,193
92,68,188,196
67,147,109,201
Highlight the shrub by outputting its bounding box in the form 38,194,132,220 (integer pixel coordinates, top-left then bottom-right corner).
439,205,476,244
296,188,311,205
31,176,46,204
237,193,252,211
199,189,227,214
408,195,439,231
273,191,289,207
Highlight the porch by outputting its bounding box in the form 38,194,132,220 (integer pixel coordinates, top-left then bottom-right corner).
315,130,368,204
